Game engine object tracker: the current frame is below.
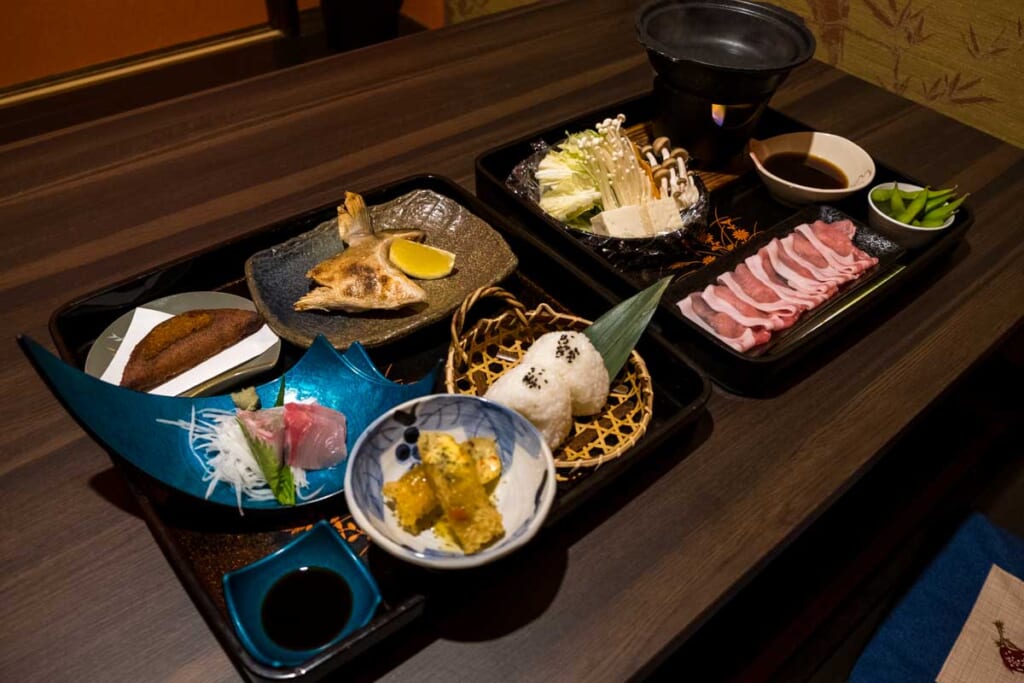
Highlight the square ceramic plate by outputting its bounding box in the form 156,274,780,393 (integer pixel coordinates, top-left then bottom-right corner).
245,189,517,349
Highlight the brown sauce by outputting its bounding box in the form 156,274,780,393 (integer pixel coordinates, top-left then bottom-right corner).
762,152,848,189
261,566,352,651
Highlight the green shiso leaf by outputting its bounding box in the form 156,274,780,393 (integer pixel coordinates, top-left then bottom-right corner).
273,377,286,408
583,276,671,378
237,417,295,506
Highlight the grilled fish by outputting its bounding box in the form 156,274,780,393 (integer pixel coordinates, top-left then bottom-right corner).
294,192,427,312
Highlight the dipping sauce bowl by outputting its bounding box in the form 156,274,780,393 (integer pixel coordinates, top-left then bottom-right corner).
223,520,381,668
749,132,876,204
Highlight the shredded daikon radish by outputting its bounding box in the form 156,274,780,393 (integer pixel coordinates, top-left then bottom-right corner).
157,407,315,513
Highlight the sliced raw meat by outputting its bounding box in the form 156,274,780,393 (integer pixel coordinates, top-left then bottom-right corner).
700,284,798,331
679,219,881,354
747,250,829,308
678,293,771,352
801,221,878,274
719,266,806,316
764,239,838,297
780,233,849,286
284,403,348,470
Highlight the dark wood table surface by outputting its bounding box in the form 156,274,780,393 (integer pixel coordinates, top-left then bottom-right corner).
1,1,1022,681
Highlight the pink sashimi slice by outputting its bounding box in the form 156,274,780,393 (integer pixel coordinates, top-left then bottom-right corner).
237,407,286,463
284,403,348,470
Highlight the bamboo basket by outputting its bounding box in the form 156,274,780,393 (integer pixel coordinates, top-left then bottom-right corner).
444,286,654,470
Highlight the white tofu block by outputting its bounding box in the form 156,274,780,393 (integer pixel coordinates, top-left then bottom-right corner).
590,205,647,238
642,198,684,235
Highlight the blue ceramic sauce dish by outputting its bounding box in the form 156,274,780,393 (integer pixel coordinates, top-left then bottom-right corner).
222,520,381,668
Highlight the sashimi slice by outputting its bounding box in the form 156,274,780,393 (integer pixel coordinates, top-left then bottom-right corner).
678,293,771,352
284,403,348,470
719,266,806,316
237,407,286,464
701,284,798,331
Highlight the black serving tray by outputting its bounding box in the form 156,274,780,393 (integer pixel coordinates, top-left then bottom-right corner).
475,94,974,395
48,174,710,682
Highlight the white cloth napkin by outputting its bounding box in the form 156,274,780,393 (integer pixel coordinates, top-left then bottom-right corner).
100,308,278,396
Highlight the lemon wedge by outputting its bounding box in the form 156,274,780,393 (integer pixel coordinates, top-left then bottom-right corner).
389,238,456,279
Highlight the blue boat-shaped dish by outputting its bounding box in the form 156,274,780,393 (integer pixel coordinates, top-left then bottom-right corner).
222,521,382,668
19,334,438,510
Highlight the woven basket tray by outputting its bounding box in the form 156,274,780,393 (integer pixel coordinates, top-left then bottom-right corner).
444,286,654,469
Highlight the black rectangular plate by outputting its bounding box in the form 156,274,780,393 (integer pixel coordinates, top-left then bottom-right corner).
665,204,904,358
48,174,710,681
474,93,974,395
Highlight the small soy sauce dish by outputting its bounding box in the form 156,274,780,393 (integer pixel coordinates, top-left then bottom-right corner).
222,520,382,668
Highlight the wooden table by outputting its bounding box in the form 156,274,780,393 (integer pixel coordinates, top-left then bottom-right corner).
1,1,1021,681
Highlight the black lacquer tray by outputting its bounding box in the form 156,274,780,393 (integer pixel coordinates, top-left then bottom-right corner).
48,175,710,681
475,94,974,395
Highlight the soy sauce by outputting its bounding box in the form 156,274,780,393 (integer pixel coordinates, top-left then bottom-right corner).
261,566,352,651
763,152,848,189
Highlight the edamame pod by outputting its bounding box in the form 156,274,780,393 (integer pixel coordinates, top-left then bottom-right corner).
873,186,955,203
897,190,928,224
924,190,956,213
890,185,906,214
922,193,968,221
911,218,950,228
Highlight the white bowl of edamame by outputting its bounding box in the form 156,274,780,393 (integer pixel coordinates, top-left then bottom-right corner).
867,182,958,249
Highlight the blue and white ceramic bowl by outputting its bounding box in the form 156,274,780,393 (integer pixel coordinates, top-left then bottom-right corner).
345,394,556,569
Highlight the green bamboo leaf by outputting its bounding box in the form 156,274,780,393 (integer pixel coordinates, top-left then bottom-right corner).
583,276,671,379
274,377,286,408
238,417,295,506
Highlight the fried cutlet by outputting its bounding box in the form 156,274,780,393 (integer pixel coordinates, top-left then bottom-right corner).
120,308,262,392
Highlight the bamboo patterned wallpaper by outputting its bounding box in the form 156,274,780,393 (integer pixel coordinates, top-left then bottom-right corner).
777,0,1024,148
447,0,1023,149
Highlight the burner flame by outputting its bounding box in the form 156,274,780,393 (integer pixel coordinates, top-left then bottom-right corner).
711,103,726,127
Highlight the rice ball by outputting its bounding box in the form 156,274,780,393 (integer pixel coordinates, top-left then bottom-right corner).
520,331,610,416
484,363,572,449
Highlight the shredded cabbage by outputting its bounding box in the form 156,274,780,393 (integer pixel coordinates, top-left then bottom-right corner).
536,118,654,223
